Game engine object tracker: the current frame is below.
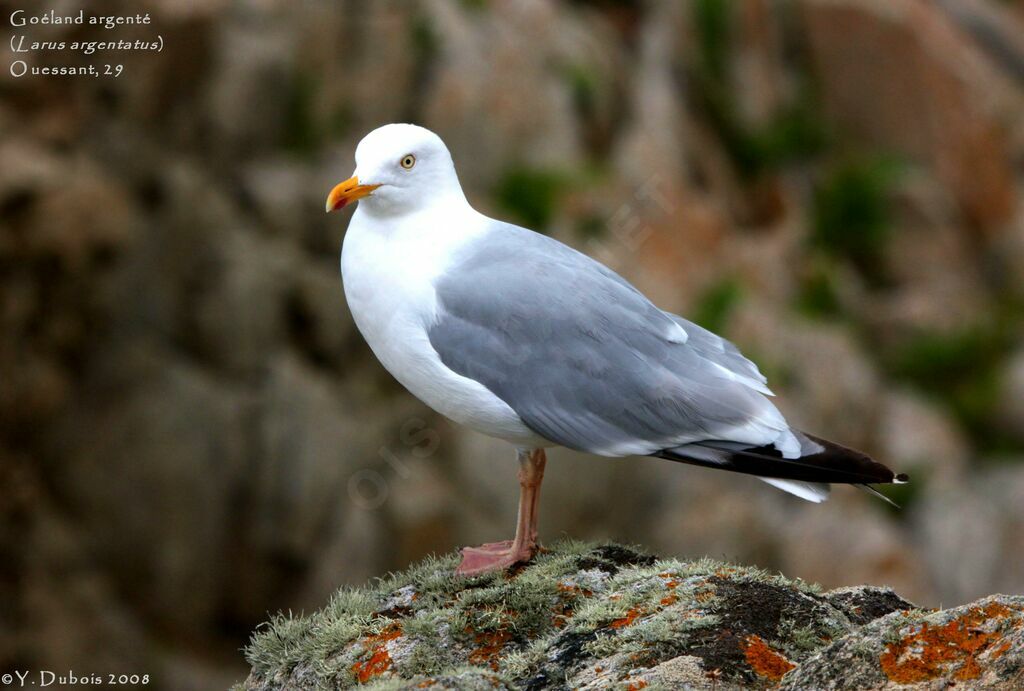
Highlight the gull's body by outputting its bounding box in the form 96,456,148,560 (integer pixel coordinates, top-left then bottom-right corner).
329,123,905,575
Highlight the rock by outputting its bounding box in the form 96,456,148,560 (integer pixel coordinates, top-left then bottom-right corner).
874,389,968,484
610,1,688,193
990,217,1024,302
239,541,1024,690
729,303,882,449
782,595,1024,689
285,259,357,369
47,346,248,635
914,466,1024,605
995,350,1024,445
802,0,1019,231
777,498,936,606
241,157,322,242
866,178,991,344
188,229,294,374
421,0,587,188
247,353,381,561
205,10,295,156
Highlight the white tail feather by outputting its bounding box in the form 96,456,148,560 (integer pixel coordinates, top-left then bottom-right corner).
759,477,831,503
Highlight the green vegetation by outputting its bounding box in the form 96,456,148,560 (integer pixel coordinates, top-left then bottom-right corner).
691,0,826,180
328,102,354,139
810,157,902,278
574,214,607,241
243,540,868,689
872,466,927,518
882,324,1017,453
284,71,319,155
495,167,571,230
409,14,439,66
694,0,730,84
692,278,743,333
284,73,355,155
796,263,843,320
563,63,599,121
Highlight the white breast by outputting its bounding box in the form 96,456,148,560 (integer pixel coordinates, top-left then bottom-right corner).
340,205,549,448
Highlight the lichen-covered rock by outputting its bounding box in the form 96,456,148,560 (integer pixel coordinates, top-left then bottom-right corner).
238,541,1024,690
782,595,1024,689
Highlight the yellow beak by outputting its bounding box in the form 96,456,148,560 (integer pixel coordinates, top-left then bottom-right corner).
325,176,380,212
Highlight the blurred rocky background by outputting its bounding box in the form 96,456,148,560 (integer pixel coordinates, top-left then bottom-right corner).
1,0,1023,688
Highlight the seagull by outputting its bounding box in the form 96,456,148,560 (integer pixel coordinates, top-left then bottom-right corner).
327,123,907,577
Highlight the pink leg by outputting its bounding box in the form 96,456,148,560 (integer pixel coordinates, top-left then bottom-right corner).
456,449,547,576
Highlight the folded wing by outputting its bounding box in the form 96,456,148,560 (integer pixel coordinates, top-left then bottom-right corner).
428,222,797,458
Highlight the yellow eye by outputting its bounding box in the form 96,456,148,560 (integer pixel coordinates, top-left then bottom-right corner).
400,154,416,170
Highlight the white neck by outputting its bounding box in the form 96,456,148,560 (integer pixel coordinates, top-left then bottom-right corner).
340,195,489,314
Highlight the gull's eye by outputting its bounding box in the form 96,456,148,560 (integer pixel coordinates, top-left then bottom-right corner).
400,154,416,170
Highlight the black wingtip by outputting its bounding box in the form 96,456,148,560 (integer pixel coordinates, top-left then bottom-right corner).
656,432,907,487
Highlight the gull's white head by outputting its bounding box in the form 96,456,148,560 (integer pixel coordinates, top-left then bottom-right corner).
326,123,464,217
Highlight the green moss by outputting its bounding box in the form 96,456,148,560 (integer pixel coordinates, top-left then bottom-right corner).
778,619,830,653
242,542,879,689
363,668,513,691
494,167,570,230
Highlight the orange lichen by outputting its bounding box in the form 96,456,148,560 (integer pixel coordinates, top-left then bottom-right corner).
609,607,644,629
468,629,514,670
742,634,796,681
551,601,574,628
695,589,716,603
660,594,678,606
879,601,1019,684
991,641,1012,659
557,582,593,597
551,583,593,628
657,573,680,590
625,680,648,690
351,624,402,683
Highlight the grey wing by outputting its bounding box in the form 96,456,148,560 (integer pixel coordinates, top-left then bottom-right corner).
665,314,772,395
428,223,792,457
